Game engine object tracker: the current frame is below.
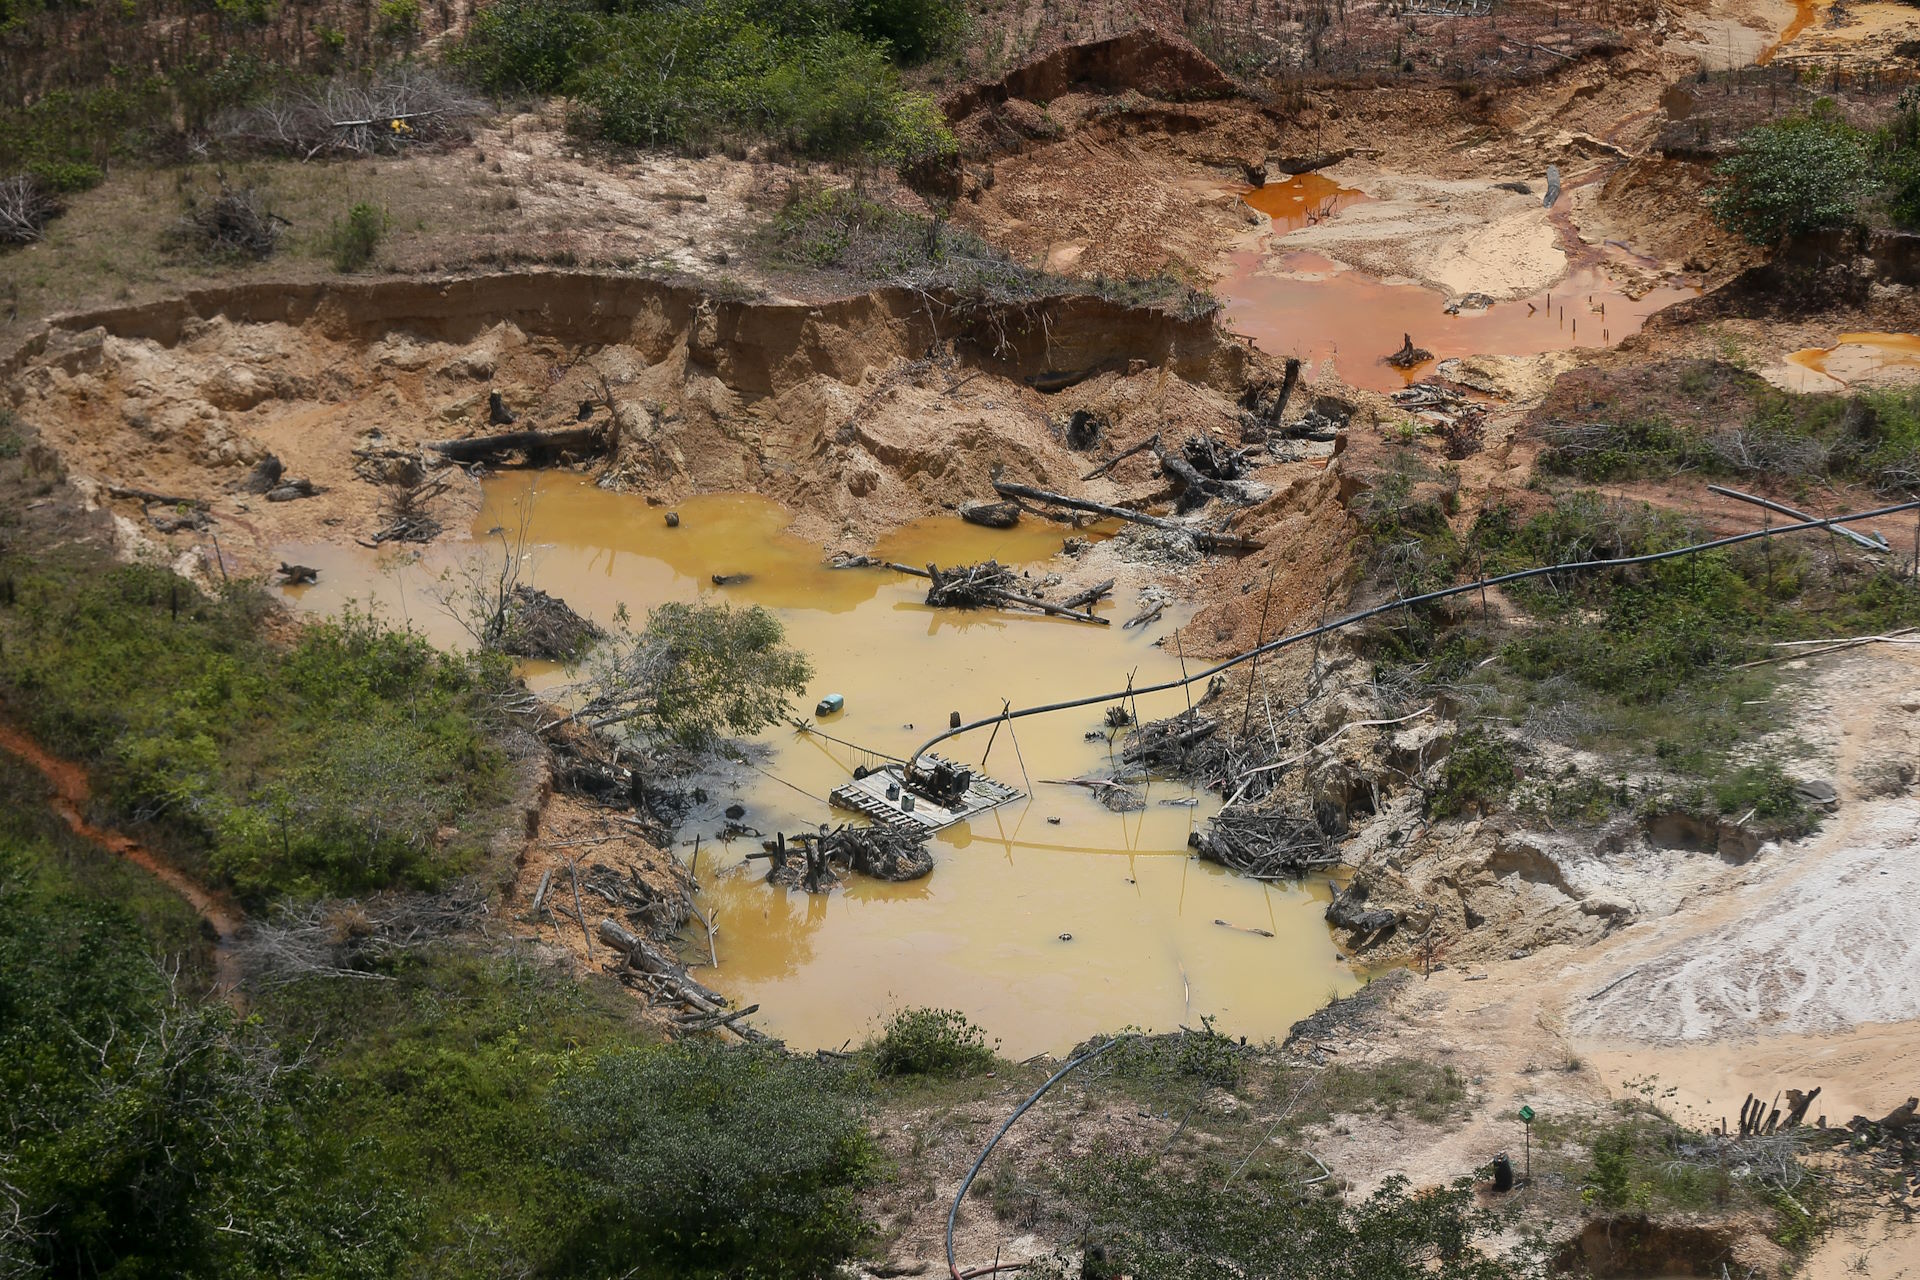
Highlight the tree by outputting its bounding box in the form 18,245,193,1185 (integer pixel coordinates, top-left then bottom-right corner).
549,1043,876,1280
1709,102,1869,246
557,599,812,746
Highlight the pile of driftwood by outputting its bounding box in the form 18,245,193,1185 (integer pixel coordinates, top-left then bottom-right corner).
926,560,1018,608
1393,383,1486,460
570,860,691,935
1193,804,1335,879
369,476,448,545
1122,709,1226,774
828,556,1114,624
754,825,935,892
498,585,604,660
992,479,1261,553
598,918,773,1043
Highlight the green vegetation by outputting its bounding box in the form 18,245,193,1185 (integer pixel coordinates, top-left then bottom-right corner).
0,558,508,904
1539,375,1920,494
1298,1059,1472,1130
323,201,388,272
0,756,413,1278
1710,102,1869,245
551,1044,879,1278
1062,1160,1536,1280
566,599,812,747
1359,440,1920,829
1709,93,1920,242
1426,727,1517,819
868,1005,999,1078
457,0,960,167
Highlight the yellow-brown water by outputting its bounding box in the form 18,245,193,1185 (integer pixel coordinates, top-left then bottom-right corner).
278,473,1358,1055
1782,332,1920,393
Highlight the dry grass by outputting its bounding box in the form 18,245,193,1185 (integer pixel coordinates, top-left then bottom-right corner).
0,154,495,343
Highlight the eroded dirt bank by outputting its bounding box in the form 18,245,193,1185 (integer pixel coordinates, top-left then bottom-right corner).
9,0,1920,1270
7,271,1272,573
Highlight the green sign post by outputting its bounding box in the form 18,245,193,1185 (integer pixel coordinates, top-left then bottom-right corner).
1518,1106,1535,1186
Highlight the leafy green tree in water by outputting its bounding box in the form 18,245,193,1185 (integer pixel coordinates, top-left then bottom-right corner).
1709,102,1869,245
549,1043,877,1279
563,599,812,746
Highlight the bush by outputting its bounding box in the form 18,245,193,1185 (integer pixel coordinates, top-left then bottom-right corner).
565,599,812,746
847,0,965,63
0,560,507,903
164,181,284,261
457,0,956,166
324,201,387,271
550,1042,877,1279
0,843,415,1278
1427,726,1517,819
869,1006,998,1077
456,0,601,92
1710,102,1869,246
1060,1155,1540,1280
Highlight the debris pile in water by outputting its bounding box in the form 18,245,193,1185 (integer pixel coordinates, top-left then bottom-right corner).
1194,804,1336,879
759,824,935,891
499,586,604,660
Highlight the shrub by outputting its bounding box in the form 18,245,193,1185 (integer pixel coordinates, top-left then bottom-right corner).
842,0,965,63
324,201,388,271
1059,1155,1540,1280
164,181,283,261
565,599,812,746
550,1043,877,1279
1427,726,1516,819
377,0,420,38
1710,102,1869,246
456,0,601,92
0,560,507,903
869,1006,998,1077
0,173,58,244
0,845,416,1278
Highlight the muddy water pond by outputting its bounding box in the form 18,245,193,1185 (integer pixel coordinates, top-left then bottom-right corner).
278,473,1359,1055
1222,248,1697,394
1223,173,1698,393
1781,331,1920,392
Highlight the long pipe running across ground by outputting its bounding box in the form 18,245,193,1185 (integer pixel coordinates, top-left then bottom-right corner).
907,497,1920,768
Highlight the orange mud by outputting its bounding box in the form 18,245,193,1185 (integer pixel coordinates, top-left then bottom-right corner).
276,473,1359,1056
1782,331,1920,392
0,718,244,996
1241,173,1372,236
1220,249,1698,394
1757,0,1822,63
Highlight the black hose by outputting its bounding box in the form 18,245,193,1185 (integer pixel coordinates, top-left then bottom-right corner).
910,496,1920,766
947,1037,1122,1279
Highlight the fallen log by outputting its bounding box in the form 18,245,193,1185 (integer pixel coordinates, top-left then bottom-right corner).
107,484,209,509
991,480,1261,552
992,585,1107,625
1059,578,1115,610
430,425,605,463
959,500,1021,529
597,918,727,1007
1157,445,1227,511
1082,433,1160,481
